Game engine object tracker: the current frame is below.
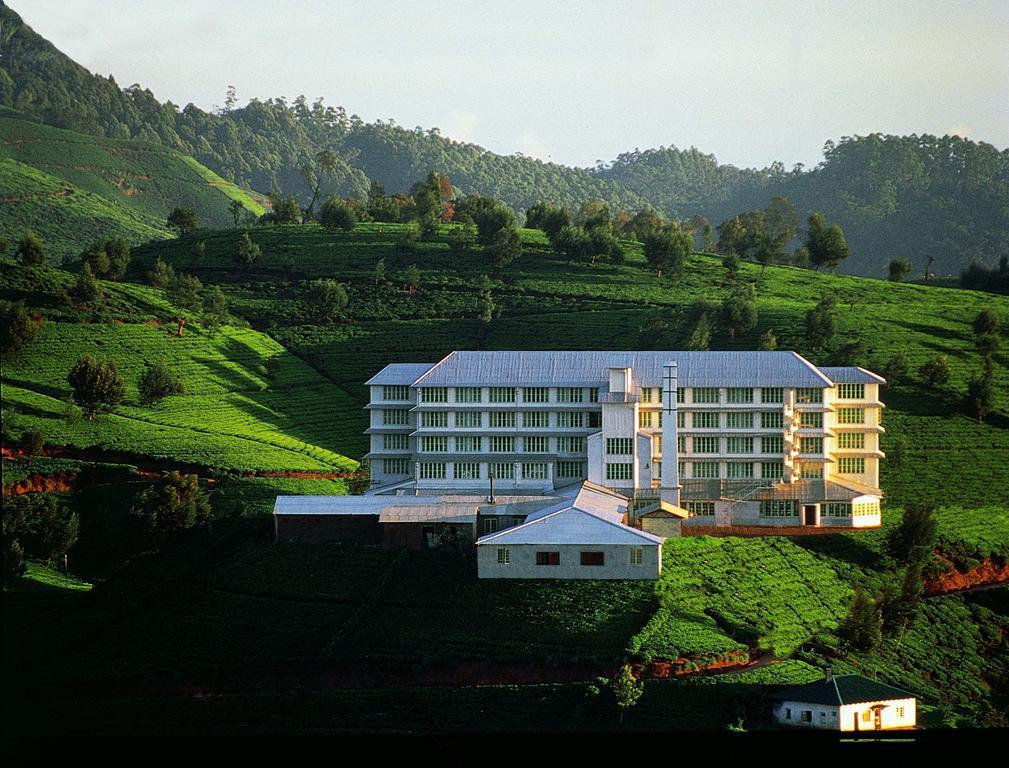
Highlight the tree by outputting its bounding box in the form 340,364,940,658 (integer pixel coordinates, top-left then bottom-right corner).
167,207,198,236
716,216,744,256
373,257,387,286
553,225,592,263
888,258,912,282
972,309,1001,358
15,229,46,266
806,212,849,272
447,222,476,257
0,300,42,358
485,225,523,272
191,241,207,267
83,238,131,280
319,196,358,231
397,222,421,255
146,257,175,288
19,429,44,457
805,293,837,350
202,285,228,334
643,224,691,279
166,273,204,313
228,200,245,227
721,283,758,338
611,664,644,723
456,195,515,244
68,355,125,419
885,505,937,569
763,196,799,255
879,564,925,635
404,264,421,293
235,232,261,274
138,359,184,406
3,495,79,573
685,304,715,350
919,355,951,387
70,262,104,308
965,367,995,424
722,252,740,277
838,586,882,652
263,193,302,225
759,329,778,351
129,471,211,544
526,203,571,240
305,279,349,323
300,149,339,222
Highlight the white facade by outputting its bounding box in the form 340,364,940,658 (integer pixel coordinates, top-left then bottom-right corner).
364,352,885,528
773,697,916,731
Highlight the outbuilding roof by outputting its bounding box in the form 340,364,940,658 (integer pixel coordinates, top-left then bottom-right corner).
365,362,437,386
819,366,887,385
410,351,833,388
477,506,663,546
769,674,916,705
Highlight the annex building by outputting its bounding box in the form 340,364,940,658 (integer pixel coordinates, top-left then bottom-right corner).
273,350,886,579
770,670,917,731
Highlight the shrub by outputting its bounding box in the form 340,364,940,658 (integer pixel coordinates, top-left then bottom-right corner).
138,359,185,406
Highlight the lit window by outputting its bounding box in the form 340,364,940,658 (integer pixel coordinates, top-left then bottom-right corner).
837,383,865,400
837,408,865,424
838,432,865,449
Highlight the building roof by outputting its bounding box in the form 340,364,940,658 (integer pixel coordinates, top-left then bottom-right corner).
769,674,916,705
819,366,887,385
410,351,834,388
477,506,663,546
274,495,436,515
365,362,437,386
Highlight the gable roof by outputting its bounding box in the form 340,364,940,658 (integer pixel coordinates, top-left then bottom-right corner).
769,674,916,705
477,505,662,546
365,362,436,386
819,366,887,385
411,351,833,388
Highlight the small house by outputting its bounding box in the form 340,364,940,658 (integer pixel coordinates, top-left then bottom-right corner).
770,669,917,731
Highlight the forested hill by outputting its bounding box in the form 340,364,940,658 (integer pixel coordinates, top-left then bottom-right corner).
2,2,1008,278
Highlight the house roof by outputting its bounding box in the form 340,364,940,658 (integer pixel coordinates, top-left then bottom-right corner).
819,366,887,385
409,351,834,388
365,362,437,386
769,674,916,705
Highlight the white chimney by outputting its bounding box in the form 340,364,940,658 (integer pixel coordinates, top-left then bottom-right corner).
660,361,681,507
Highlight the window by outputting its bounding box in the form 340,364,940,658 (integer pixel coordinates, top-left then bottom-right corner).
761,461,784,479
692,462,719,479
588,412,601,428
629,547,643,565
795,388,823,404
761,436,784,454
761,387,784,403
557,436,586,453
456,386,482,403
455,435,482,453
654,435,663,455
524,436,549,453
797,436,823,454
580,552,605,566
726,411,753,429
726,462,754,479
693,387,719,403
606,438,633,455
383,433,409,450
639,410,654,429
536,551,560,566
641,387,655,403
523,387,549,403
726,437,753,453
605,463,633,480
694,436,719,454
896,706,905,718
523,411,549,428
676,434,686,453
419,462,446,479
454,462,481,480
489,411,516,428
837,432,865,449
837,457,866,474
798,411,823,429
383,409,409,425
557,412,585,428
588,388,599,403
694,411,720,429
482,517,500,534
456,411,482,428
727,388,753,403
420,387,448,403
421,436,447,453
837,383,865,400
861,710,871,723
496,547,510,564
797,462,823,479
490,436,514,453
677,411,685,428
421,411,448,428
801,711,812,723
785,708,792,720
760,500,798,517
853,500,880,517
556,461,585,478
761,411,784,429
522,462,548,480
489,387,516,403
676,387,685,403
557,387,584,403
685,501,715,516
837,407,865,424
823,502,851,518
490,462,514,479
658,411,663,428
384,458,410,475
383,385,410,400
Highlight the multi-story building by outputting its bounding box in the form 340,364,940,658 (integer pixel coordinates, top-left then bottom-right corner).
364,351,885,529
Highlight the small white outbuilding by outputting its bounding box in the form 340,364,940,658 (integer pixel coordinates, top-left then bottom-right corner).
770,670,917,731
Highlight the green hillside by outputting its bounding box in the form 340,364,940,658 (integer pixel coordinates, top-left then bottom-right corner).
133,222,1009,508
0,115,264,262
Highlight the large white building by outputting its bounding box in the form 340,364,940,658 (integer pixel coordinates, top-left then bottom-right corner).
365,351,886,529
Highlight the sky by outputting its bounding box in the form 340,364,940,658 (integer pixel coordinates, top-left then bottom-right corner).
15,0,1009,170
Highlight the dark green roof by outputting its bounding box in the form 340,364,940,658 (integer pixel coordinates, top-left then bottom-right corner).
770,674,917,706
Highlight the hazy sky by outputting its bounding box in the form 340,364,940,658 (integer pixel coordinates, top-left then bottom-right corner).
17,0,1009,170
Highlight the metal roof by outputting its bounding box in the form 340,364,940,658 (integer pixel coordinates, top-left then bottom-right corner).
365,363,437,386
476,506,663,546
819,366,887,385
274,495,434,515
412,351,833,388
769,674,916,705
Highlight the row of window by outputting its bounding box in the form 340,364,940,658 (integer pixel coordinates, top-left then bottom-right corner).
496,549,643,566
685,436,790,454
415,435,589,454
392,461,587,480
418,386,599,404
411,411,600,429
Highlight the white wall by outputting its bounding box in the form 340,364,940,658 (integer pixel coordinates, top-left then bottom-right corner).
477,542,661,579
